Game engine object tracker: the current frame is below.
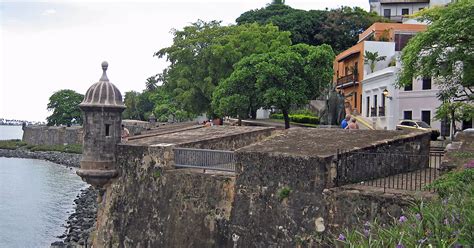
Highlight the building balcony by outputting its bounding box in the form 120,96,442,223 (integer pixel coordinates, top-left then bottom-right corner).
379,106,385,117
380,0,429,3
336,74,359,89
384,15,411,23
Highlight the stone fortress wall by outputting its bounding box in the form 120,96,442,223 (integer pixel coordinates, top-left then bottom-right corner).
22,125,83,145
92,127,432,247
21,121,151,146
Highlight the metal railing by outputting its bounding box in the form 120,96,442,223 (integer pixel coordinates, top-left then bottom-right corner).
336,73,358,88
174,147,236,172
335,149,443,192
378,106,385,117
370,107,377,117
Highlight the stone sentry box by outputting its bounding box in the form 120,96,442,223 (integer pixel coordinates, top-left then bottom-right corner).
76,62,126,187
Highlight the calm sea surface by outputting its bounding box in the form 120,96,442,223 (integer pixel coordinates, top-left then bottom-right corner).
0,125,23,140
0,126,87,247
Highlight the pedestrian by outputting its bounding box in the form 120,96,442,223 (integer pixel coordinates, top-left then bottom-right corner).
121,124,130,142
341,114,351,129
347,118,359,130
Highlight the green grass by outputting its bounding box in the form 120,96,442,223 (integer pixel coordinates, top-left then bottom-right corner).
0,139,82,153
29,144,82,154
0,139,27,150
451,151,474,159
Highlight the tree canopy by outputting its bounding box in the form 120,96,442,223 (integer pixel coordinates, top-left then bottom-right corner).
155,21,292,116
399,0,473,137
399,0,473,102
46,89,83,126
213,44,334,128
236,5,384,53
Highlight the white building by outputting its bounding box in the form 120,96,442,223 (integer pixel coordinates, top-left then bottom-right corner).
369,0,453,23
362,62,442,130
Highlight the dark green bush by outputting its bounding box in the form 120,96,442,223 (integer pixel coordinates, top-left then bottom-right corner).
270,113,320,124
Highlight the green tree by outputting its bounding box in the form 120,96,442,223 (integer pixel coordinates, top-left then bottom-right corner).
122,91,141,120
46,89,83,126
145,76,158,91
212,55,266,121
399,0,473,98
151,86,194,122
237,5,384,53
256,48,307,129
155,21,291,116
398,0,474,137
290,43,335,99
212,44,334,126
364,51,386,73
271,0,285,5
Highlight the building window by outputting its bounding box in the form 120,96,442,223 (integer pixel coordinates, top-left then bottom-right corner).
105,124,111,137
404,111,412,120
373,95,378,116
384,9,391,18
404,83,413,91
360,95,363,114
422,111,431,125
402,8,409,15
354,92,357,112
395,33,415,51
422,77,432,90
366,96,370,117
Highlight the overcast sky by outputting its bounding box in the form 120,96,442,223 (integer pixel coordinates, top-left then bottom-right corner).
0,0,369,122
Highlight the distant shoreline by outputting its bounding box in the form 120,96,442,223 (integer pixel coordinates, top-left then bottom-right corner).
0,148,81,167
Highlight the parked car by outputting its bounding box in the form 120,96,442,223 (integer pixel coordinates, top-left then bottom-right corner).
396,120,440,140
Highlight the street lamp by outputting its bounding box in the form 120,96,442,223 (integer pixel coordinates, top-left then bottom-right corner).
383,89,393,100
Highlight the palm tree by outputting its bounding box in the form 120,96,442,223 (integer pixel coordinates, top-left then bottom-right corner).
364,51,386,73
145,76,157,91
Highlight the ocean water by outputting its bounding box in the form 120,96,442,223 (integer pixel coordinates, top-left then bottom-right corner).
0,125,23,140
0,126,87,247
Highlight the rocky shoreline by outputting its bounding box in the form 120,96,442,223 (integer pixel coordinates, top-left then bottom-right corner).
0,148,81,167
0,148,98,248
51,187,98,248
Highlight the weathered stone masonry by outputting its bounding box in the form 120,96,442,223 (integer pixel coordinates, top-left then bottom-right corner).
91,128,431,247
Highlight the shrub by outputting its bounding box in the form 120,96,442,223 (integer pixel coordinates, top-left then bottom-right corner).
337,168,474,247
290,109,315,116
0,139,27,150
270,114,320,124
277,186,291,200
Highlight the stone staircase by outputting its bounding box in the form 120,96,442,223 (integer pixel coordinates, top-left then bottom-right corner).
352,114,376,130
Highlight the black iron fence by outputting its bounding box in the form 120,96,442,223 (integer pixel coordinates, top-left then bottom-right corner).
335,149,443,192
174,147,236,172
